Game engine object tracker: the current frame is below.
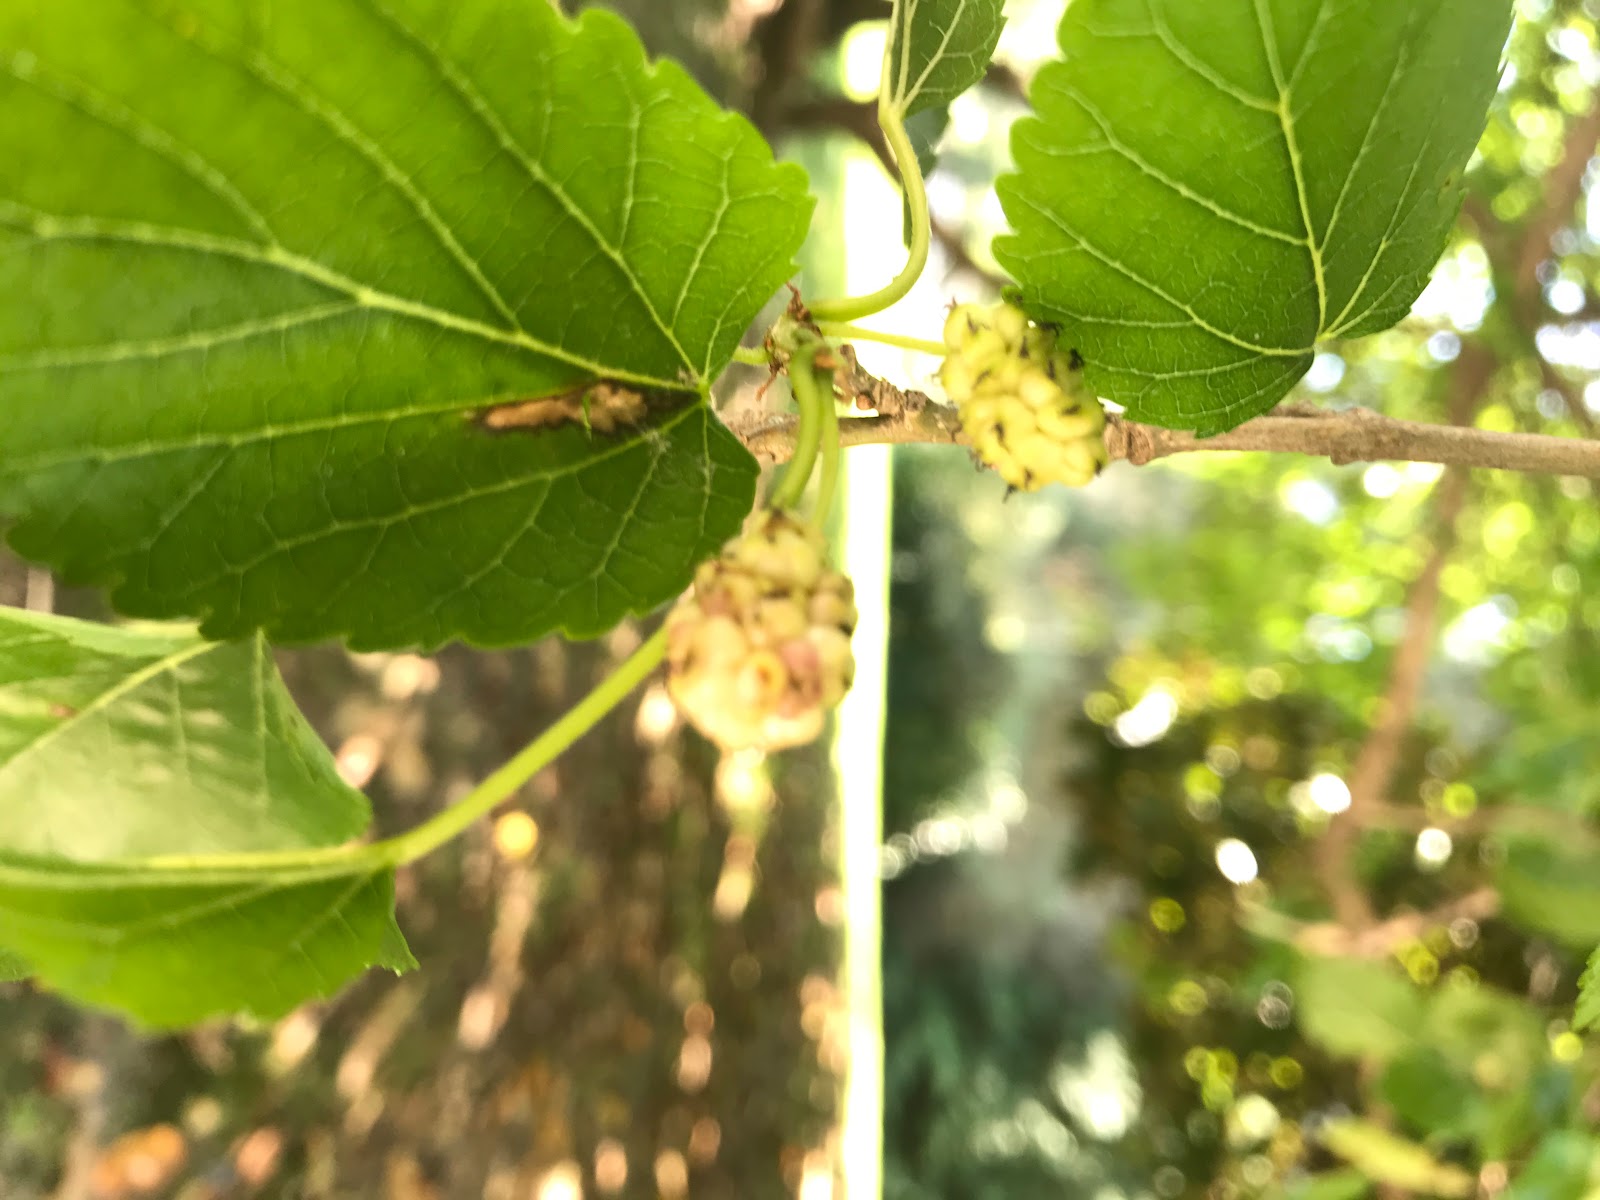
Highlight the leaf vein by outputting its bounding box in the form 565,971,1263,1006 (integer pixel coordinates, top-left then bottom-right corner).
0,302,360,374
0,203,682,390
1146,0,1276,112
0,50,276,243
1057,83,1303,244
1318,25,1410,261
0,641,216,791
130,0,525,333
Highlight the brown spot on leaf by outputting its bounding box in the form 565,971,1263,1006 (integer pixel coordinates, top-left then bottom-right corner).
480,382,658,435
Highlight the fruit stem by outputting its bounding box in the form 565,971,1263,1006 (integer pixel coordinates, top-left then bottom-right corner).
771,342,825,509
375,627,669,867
816,322,945,357
802,359,843,521
731,345,771,367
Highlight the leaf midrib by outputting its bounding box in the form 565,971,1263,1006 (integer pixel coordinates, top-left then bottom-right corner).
3,383,703,505
1253,0,1328,330
0,845,379,891
1090,0,1370,354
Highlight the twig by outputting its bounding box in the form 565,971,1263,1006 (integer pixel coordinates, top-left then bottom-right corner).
734,401,1600,477
734,400,963,463
1287,100,1600,942
1315,478,1465,929
781,95,880,149
777,94,1010,290
1107,405,1600,475
748,0,827,129
51,1018,116,1200
1474,98,1600,443
1248,888,1501,960
1360,803,1600,844
929,214,1007,290
1300,96,1600,931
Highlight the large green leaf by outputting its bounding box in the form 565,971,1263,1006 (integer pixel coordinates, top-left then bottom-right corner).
886,0,1006,120
0,0,812,650
995,0,1511,434
0,607,411,1025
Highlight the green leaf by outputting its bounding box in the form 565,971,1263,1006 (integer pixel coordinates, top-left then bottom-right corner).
0,945,27,981
1318,1120,1474,1198
1293,956,1424,1062
1418,983,1546,1158
1496,843,1600,951
885,0,1006,119
1271,1170,1371,1200
1505,1132,1600,1200
0,608,368,859
0,0,811,650
0,607,411,1026
0,851,414,1029
995,0,1511,434
1379,1048,1472,1137
1575,946,1600,1032
1423,982,1543,1087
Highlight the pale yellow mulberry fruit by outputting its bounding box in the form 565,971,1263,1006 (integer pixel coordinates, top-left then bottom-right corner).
666,510,856,751
939,301,1108,491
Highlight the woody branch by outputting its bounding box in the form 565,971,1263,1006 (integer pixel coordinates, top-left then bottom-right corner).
732,400,1600,478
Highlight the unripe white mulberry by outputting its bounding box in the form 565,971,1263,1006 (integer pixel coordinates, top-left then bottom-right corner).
939,302,1108,491
666,510,856,751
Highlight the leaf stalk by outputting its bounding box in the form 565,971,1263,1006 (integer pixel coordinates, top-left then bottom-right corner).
808,86,931,323
374,626,669,867
816,321,945,356
770,342,827,508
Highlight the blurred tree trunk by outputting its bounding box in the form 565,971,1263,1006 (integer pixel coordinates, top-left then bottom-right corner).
0,7,860,1198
